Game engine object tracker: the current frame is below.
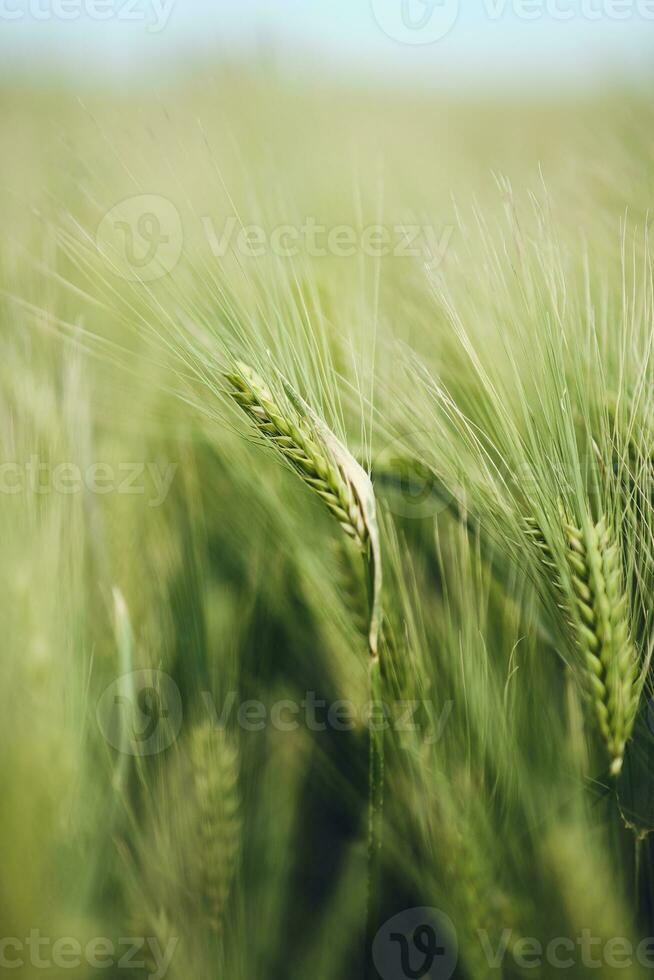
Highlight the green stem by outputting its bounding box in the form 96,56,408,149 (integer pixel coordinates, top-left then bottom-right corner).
365,649,385,977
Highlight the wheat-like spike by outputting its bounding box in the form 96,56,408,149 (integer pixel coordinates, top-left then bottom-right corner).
443,827,523,979
227,363,368,549
414,771,527,979
562,516,640,775
189,723,241,934
128,909,173,975
527,512,639,775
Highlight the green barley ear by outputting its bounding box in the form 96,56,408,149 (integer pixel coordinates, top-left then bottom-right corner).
189,723,241,934
227,363,367,545
226,361,381,656
561,515,639,776
128,908,174,976
528,511,640,776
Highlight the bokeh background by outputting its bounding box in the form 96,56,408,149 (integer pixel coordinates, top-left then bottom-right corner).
1,0,653,88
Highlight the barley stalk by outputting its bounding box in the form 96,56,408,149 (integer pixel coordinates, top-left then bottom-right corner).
227,361,385,971
527,512,640,775
189,723,241,934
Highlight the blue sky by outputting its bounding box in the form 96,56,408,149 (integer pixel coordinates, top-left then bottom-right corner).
1,0,652,91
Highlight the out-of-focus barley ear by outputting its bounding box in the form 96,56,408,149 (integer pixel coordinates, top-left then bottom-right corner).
128,908,175,976
526,511,640,776
189,722,241,934
419,771,528,979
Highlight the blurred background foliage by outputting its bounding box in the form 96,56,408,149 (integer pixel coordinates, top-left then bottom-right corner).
1,63,654,979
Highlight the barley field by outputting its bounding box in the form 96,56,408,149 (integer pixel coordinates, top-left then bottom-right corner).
2,57,654,980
